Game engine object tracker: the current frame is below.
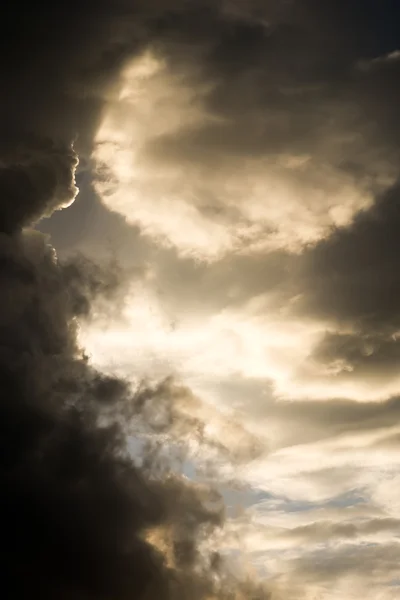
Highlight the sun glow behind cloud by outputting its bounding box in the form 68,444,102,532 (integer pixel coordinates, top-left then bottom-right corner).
78,267,400,599
83,42,400,600
80,277,400,405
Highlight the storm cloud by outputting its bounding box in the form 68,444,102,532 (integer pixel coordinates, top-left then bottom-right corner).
0,2,275,599
5,1,400,599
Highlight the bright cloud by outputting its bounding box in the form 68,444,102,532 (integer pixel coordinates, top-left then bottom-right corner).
77,10,400,600
92,50,385,261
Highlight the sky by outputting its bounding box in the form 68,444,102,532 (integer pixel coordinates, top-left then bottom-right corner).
3,1,400,599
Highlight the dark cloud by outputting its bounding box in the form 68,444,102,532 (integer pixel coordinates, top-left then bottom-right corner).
0,227,166,598
0,4,276,598
140,0,400,176
308,330,400,385
298,181,400,332
0,136,78,234
0,131,270,600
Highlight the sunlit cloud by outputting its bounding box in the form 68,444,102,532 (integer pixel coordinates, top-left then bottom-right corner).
80,274,400,405
78,257,400,598
77,6,400,599
92,50,386,261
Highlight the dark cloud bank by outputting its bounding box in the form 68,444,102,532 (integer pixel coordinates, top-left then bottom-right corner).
0,2,274,598
0,146,229,597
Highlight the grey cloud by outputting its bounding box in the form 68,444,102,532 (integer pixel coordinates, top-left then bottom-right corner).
59,252,132,320
270,395,400,445
149,248,294,319
305,330,400,390
0,137,78,234
132,377,265,469
142,1,400,177
212,374,400,447
372,432,400,449
283,517,400,544
0,2,278,598
0,228,165,598
289,542,400,584
0,143,270,600
297,181,400,332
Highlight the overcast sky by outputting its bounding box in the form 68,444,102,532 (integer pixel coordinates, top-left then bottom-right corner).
3,1,400,599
